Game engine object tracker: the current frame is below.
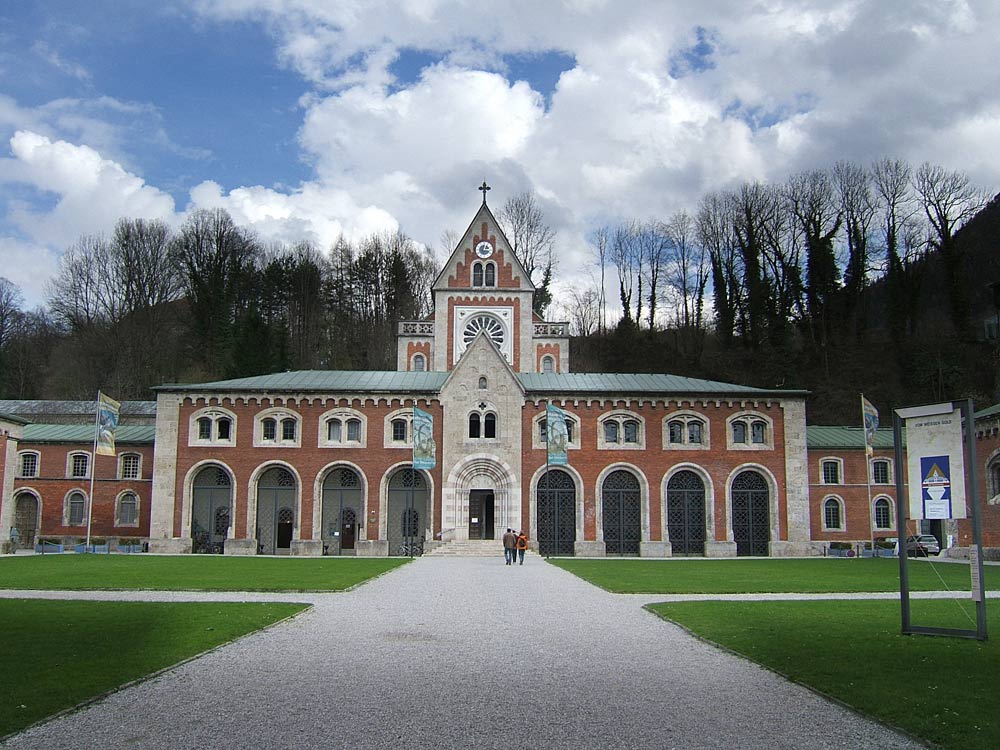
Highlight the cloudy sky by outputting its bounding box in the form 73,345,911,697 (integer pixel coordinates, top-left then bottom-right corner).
1,0,999,309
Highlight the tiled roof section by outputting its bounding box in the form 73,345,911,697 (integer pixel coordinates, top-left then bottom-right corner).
0,400,156,417
807,426,901,450
21,424,156,444
156,370,450,393
518,373,807,397
975,403,1000,420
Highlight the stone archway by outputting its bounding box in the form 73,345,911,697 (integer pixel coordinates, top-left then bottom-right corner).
732,470,770,556
257,467,296,555
602,470,641,555
387,467,429,554
667,470,706,555
14,493,39,548
191,466,232,554
322,467,363,554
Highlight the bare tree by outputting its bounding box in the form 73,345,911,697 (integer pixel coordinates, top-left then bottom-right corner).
591,226,610,333
497,192,557,285
636,220,670,330
664,211,710,330
565,286,601,336
833,161,877,332
698,191,739,344
913,162,989,336
0,277,23,350
611,221,642,327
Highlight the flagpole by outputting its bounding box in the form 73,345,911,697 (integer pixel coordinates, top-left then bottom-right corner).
86,391,101,549
862,394,874,558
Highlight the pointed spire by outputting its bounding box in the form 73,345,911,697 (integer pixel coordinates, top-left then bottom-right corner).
478,181,491,205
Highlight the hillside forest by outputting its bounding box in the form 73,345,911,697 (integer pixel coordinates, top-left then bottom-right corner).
0,158,998,426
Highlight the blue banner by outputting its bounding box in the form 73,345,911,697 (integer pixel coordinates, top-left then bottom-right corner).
412,407,436,470
546,403,569,466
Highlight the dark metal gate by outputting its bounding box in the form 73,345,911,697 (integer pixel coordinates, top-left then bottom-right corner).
667,470,706,555
192,467,231,554
388,468,427,556
732,470,770,556
602,470,641,555
257,467,296,555
537,469,576,556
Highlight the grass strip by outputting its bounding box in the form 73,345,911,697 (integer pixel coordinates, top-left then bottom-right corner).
550,557,998,594
0,555,408,591
0,599,307,738
649,599,998,750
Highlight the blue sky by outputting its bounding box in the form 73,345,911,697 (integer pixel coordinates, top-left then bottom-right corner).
2,0,999,311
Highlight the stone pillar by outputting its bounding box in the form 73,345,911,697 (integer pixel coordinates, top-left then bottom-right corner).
778,398,815,556
150,393,181,544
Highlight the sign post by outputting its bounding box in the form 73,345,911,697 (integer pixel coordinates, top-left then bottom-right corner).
893,400,987,640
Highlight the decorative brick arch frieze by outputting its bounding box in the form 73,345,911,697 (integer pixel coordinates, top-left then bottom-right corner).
725,462,781,546
312,461,370,543
246,461,303,543
180,460,236,540
660,463,716,546
594,463,651,545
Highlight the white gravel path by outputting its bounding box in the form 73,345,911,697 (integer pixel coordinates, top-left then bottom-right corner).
1,557,925,750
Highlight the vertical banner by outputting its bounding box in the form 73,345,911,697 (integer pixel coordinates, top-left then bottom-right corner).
546,403,569,466
861,395,879,455
899,403,967,520
95,392,121,457
412,406,436,470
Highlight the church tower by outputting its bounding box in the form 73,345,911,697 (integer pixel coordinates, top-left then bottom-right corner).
396,182,569,374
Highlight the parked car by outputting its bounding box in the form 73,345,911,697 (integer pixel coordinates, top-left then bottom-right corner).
906,534,941,557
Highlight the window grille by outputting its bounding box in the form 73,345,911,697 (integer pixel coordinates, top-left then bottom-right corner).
604,421,619,443
71,453,89,478
392,419,407,442
121,453,140,480
198,417,212,440
822,461,840,484
118,493,138,525
874,498,892,529
733,421,747,443
328,419,342,442
824,498,842,529
872,460,890,484
281,418,297,441
347,419,362,442
262,418,276,441
20,453,38,478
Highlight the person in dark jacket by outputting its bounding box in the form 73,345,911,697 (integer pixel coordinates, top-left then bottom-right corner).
502,528,516,565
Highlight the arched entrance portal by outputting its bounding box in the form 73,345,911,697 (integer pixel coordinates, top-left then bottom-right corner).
732,470,770,556
14,493,39,548
536,469,576,556
191,466,232,554
322,468,363,555
602,470,641,555
257,467,296,555
387,468,429,555
667,471,706,555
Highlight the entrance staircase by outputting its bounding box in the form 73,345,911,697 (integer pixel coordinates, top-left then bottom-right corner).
423,539,504,558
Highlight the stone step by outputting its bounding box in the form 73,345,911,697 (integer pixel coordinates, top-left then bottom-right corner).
424,540,507,557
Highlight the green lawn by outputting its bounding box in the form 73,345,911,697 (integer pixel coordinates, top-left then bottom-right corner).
550,557,997,594
649,599,997,750
0,599,307,738
0,555,408,591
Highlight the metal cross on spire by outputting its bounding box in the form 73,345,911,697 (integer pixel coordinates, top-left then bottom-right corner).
478,181,491,204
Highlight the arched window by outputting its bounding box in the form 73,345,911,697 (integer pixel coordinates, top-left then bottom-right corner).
66,492,87,526
874,497,893,530
117,493,139,526
392,418,408,442
822,459,842,485
823,497,843,530
541,355,555,373
469,412,481,438
18,451,39,478
413,354,426,372
872,459,891,484
321,410,366,447
328,419,342,442
623,420,639,444
68,452,90,479
484,263,496,287
119,453,141,480
599,411,644,449
728,413,772,449
473,262,484,286
262,418,277,441
256,409,301,447
604,421,619,444
537,415,577,448
479,376,488,389
484,412,497,439
347,418,362,442
664,413,708,449
191,408,237,446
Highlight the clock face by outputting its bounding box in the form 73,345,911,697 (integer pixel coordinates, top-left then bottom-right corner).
475,241,493,258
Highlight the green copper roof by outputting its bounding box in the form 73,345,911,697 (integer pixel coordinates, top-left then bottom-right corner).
21,424,156,444
518,373,806,397
975,403,1000,420
807,426,900,450
156,370,449,393
158,369,805,397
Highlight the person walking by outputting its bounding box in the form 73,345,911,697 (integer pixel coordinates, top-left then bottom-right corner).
516,530,528,565
502,528,516,565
